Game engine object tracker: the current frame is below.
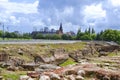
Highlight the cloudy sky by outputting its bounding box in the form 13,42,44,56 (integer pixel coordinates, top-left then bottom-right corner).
0,0,120,33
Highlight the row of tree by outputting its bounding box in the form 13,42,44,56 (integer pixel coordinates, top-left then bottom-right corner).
0,28,120,44
76,28,120,43
0,31,31,39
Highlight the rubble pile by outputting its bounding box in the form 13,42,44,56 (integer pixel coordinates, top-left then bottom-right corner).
19,63,120,80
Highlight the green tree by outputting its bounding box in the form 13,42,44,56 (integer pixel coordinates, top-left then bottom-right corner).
62,34,72,40
96,33,100,40
96,30,104,40
80,34,92,40
10,32,19,38
5,32,19,38
92,28,95,34
0,30,3,37
85,29,88,34
35,33,44,39
77,28,81,34
76,28,84,40
77,28,81,36
51,34,61,40
91,33,96,40
88,27,91,34
5,32,11,38
22,33,31,39
102,29,120,42
45,34,52,39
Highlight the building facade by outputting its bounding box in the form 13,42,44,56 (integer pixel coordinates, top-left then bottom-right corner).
31,23,63,36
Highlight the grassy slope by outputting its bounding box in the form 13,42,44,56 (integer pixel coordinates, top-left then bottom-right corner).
50,42,86,52
0,42,86,61
0,42,86,79
0,42,120,79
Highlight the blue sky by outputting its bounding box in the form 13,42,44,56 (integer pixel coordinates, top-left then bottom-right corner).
0,0,120,33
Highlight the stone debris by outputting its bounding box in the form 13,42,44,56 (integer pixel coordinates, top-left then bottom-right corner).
34,49,69,65
76,75,84,80
39,75,50,80
64,69,77,75
19,75,30,80
7,66,19,71
27,71,39,78
50,73,61,80
66,75,75,80
0,53,9,62
28,77,34,80
34,63,120,80
22,63,39,71
0,76,3,80
77,70,85,77
0,42,120,80
39,64,60,70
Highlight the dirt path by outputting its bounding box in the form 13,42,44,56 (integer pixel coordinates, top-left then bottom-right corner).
0,40,81,44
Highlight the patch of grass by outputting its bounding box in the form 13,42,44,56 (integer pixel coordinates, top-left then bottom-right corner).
0,38,31,40
60,58,77,67
108,53,116,57
3,74,19,80
108,52,120,57
91,60,104,64
1,69,27,80
84,77,96,80
50,42,86,52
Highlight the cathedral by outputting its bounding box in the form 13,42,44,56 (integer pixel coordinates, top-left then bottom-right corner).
31,23,64,36
56,23,63,35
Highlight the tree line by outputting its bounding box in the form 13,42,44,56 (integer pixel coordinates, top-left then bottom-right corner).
0,28,120,44
76,28,120,44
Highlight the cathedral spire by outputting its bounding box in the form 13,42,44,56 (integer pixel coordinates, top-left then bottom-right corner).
56,23,63,35
59,23,63,33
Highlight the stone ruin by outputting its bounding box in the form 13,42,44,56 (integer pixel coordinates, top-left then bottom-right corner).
94,41,120,57
34,48,69,65
0,53,9,62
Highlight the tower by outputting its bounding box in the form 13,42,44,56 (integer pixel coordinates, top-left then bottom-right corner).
56,23,63,35
59,23,63,33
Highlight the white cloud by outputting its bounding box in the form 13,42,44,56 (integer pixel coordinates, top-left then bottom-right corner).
0,0,39,14
63,6,74,16
83,4,106,19
10,16,20,25
32,20,45,27
0,0,39,32
52,6,74,22
49,25,58,30
1,0,120,32
47,18,51,23
83,3,106,27
0,0,8,2
110,0,120,7
63,22,80,32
